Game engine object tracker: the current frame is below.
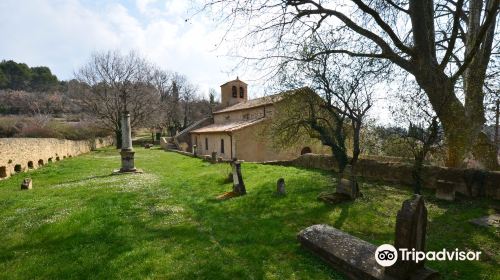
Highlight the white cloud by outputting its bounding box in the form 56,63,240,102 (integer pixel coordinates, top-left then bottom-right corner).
0,0,250,99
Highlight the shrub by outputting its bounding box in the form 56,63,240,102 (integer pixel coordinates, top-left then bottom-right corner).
55,122,111,140
0,116,112,140
18,125,61,138
0,116,21,137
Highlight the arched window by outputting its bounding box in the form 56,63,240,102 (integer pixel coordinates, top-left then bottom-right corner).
205,138,208,150
239,87,244,98
232,86,237,97
220,139,225,154
0,166,6,178
301,147,312,155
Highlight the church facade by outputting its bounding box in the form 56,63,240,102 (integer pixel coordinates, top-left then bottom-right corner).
188,78,329,162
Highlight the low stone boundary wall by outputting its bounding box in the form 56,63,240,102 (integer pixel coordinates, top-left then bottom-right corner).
263,154,500,200
165,149,233,163
166,148,197,158
0,137,114,179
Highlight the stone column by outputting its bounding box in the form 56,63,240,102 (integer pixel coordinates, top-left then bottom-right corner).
119,112,137,173
121,113,133,151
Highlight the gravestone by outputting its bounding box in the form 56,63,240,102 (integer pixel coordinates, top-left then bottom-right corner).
144,143,153,149
299,194,438,280
276,178,286,195
386,195,428,278
211,152,217,164
298,225,386,279
336,178,359,199
231,160,246,195
192,144,197,156
317,191,351,204
435,180,455,201
318,177,359,204
21,178,32,190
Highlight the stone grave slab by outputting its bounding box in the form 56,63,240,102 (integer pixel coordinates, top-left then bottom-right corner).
469,214,499,228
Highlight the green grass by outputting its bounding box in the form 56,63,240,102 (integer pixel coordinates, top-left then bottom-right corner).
0,147,498,279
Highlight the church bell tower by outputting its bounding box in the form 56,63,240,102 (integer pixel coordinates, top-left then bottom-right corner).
220,77,248,108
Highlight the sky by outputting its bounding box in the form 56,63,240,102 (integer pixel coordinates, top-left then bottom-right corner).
0,0,392,123
0,0,252,98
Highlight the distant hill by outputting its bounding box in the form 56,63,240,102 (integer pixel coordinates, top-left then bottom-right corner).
0,60,60,91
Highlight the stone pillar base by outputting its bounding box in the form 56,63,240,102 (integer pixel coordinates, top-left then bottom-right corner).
113,150,142,174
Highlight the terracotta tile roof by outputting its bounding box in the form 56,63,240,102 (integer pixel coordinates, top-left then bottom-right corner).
220,77,247,87
190,118,266,134
213,93,284,114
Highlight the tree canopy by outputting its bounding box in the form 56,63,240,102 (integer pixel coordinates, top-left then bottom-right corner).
203,0,500,170
0,60,59,91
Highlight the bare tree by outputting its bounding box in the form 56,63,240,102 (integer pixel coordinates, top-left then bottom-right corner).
201,0,500,169
150,71,211,136
180,82,198,129
270,52,383,183
390,83,444,194
149,68,174,137
168,73,209,132
74,50,159,148
208,87,219,113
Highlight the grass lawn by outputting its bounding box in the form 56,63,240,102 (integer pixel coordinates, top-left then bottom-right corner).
0,147,498,279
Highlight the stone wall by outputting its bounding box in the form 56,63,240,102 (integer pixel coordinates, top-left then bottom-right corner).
263,154,500,200
0,137,114,179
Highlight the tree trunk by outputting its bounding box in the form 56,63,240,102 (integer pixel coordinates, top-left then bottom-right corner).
332,146,348,174
115,129,122,149
495,100,499,145
471,132,499,169
351,120,361,166
461,0,499,170
414,70,471,167
407,0,499,170
412,155,424,195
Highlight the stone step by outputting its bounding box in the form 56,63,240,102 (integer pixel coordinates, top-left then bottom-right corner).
166,143,178,150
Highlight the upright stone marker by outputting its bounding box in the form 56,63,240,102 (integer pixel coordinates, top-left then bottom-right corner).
21,178,32,190
276,178,286,195
231,160,246,195
386,195,428,278
211,152,217,164
336,179,359,199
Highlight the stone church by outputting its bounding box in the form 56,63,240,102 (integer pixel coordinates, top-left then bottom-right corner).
177,78,329,162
